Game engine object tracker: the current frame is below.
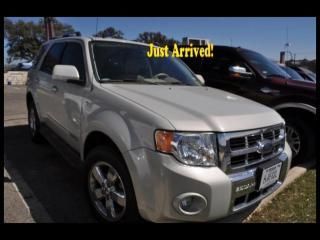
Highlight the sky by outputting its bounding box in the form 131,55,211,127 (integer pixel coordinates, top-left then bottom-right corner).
4,17,316,63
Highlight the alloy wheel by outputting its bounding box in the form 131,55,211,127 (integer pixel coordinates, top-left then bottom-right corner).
286,125,301,158
88,161,126,221
29,107,36,136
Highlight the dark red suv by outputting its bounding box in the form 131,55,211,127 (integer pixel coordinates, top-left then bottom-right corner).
182,46,316,164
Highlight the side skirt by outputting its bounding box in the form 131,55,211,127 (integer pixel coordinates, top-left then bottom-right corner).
40,123,84,170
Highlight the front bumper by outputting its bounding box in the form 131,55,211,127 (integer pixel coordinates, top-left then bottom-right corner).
122,142,292,223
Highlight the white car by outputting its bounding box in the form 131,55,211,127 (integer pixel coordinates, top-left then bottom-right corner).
26,36,292,222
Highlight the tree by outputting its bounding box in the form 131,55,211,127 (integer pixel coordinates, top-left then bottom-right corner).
135,32,180,46
4,17,75,63
38,17,74,39
94,27,124,39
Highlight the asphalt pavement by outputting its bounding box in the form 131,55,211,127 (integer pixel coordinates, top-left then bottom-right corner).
4,85,96,223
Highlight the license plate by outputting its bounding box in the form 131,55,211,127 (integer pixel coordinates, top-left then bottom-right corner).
259,162,282,190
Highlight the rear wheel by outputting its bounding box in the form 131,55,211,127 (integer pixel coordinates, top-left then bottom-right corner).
27,101,44,143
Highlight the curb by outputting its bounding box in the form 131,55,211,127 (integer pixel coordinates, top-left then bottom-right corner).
244,160,315,222
4,156,53,223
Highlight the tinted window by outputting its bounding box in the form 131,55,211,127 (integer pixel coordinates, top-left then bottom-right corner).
61,42,86,80
240,49,289,79
280,66,304,81
202,49,247,79
181,57,204,73
32,43,50,69
40,43,65,74
299,67,316,82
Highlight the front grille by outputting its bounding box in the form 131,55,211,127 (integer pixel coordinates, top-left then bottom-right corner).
230,137,246,150
230,127,284,168
217,124,285,173
248,135,261,147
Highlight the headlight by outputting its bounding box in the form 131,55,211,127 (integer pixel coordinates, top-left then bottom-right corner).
279,124,286,151
155,131,217,167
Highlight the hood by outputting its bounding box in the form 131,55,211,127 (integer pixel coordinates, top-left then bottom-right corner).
285,78,316,91
101,84,284,132
269,76,316,91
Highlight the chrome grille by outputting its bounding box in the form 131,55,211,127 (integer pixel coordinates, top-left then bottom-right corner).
217,124,285,173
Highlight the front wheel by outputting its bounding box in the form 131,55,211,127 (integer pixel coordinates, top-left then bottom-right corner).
85,146,140,223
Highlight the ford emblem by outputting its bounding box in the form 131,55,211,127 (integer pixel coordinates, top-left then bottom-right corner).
257,139,273,154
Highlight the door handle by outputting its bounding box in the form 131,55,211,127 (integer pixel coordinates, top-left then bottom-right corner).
51,86,58,93
260,87,280,94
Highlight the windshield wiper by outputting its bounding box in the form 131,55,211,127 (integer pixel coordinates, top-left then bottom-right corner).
141,76,188,85
160,79,187,85
99,77,188,85
99,78,158,84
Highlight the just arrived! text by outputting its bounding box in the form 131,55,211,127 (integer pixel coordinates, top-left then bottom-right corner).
146,43,214,58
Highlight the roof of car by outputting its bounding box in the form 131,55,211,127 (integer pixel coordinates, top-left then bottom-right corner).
44,37,252,52
45,36,150,47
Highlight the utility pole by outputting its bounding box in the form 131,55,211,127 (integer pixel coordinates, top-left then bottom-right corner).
44,17,55,41
284,26,291,63
95,17,99,36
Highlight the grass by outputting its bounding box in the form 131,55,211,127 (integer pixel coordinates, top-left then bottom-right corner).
247,169,316,223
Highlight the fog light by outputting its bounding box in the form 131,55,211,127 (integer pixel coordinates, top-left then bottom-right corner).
173,193,207,215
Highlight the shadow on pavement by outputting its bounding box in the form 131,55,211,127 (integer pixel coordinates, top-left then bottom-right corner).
4,124,97,223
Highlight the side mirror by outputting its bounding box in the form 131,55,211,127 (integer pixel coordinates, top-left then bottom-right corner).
229,65,253,78
196,74,205,85
52,65,80,81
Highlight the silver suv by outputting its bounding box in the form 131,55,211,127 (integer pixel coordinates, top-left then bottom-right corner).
27,37,292,223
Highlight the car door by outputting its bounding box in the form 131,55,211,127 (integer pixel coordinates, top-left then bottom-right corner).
53,41,88,151
202,49,257,98
238,49,291,105
36,42,66,132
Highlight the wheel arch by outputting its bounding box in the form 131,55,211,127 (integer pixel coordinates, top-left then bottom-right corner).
83,131,124,162
273,103,316,130
26,91,34,108
82,130,141,210
273,102,316,116
274,104,315,163
269,94,315,112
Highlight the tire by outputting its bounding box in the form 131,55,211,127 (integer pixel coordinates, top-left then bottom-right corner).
283,113,315,166
27,101,44,143
85,145,141,223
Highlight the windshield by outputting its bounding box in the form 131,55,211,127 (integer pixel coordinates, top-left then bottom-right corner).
91,42,200,86
280,66,305,81
240,49,290,79
300,67,316,82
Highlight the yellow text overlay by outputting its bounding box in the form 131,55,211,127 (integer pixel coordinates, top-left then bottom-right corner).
146,43,214,58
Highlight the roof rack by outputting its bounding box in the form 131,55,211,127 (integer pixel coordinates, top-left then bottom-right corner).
62,31,81,37
50,31,81,40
